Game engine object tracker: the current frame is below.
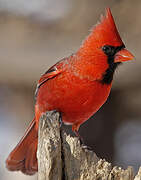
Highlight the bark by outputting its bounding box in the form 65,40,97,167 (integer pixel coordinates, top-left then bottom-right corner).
37,111,141,180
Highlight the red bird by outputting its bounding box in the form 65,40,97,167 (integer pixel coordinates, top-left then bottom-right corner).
6,8,134,175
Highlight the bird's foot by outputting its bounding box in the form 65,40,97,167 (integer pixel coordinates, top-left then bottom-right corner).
73,130,93,151
74,130,84,145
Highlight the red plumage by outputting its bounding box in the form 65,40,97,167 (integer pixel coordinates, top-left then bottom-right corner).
6,8,134,175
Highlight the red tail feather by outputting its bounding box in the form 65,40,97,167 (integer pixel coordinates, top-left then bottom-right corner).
6,118,38,175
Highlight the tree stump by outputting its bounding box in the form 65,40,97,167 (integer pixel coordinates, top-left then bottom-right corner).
37,111,141,180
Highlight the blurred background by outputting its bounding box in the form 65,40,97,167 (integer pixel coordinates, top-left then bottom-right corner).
0,0,140,179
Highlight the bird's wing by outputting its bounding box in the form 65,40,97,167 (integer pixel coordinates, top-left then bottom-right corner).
35,59,65,99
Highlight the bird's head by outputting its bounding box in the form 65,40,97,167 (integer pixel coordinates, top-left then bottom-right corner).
77,8,134,65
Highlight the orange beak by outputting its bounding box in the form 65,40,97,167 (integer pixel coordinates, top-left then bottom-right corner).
114,48,134,63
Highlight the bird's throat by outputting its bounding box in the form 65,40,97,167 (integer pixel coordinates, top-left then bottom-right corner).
101,62,121,84
101,44,124,85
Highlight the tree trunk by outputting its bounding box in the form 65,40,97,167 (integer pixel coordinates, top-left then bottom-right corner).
37,111,141,180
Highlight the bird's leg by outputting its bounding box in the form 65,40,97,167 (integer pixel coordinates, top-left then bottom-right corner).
72,123,93,151
72,123,84,145
73,130,84,145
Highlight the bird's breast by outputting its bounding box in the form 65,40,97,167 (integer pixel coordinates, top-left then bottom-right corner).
36,71,112,125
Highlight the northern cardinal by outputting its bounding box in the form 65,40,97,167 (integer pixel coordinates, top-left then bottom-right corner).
6,8,134,175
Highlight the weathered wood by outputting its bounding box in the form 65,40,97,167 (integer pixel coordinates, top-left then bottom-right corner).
37,111,141,180
37,111,62,180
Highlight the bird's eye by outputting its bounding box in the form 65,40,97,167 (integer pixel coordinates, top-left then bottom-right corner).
102,45,114,56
